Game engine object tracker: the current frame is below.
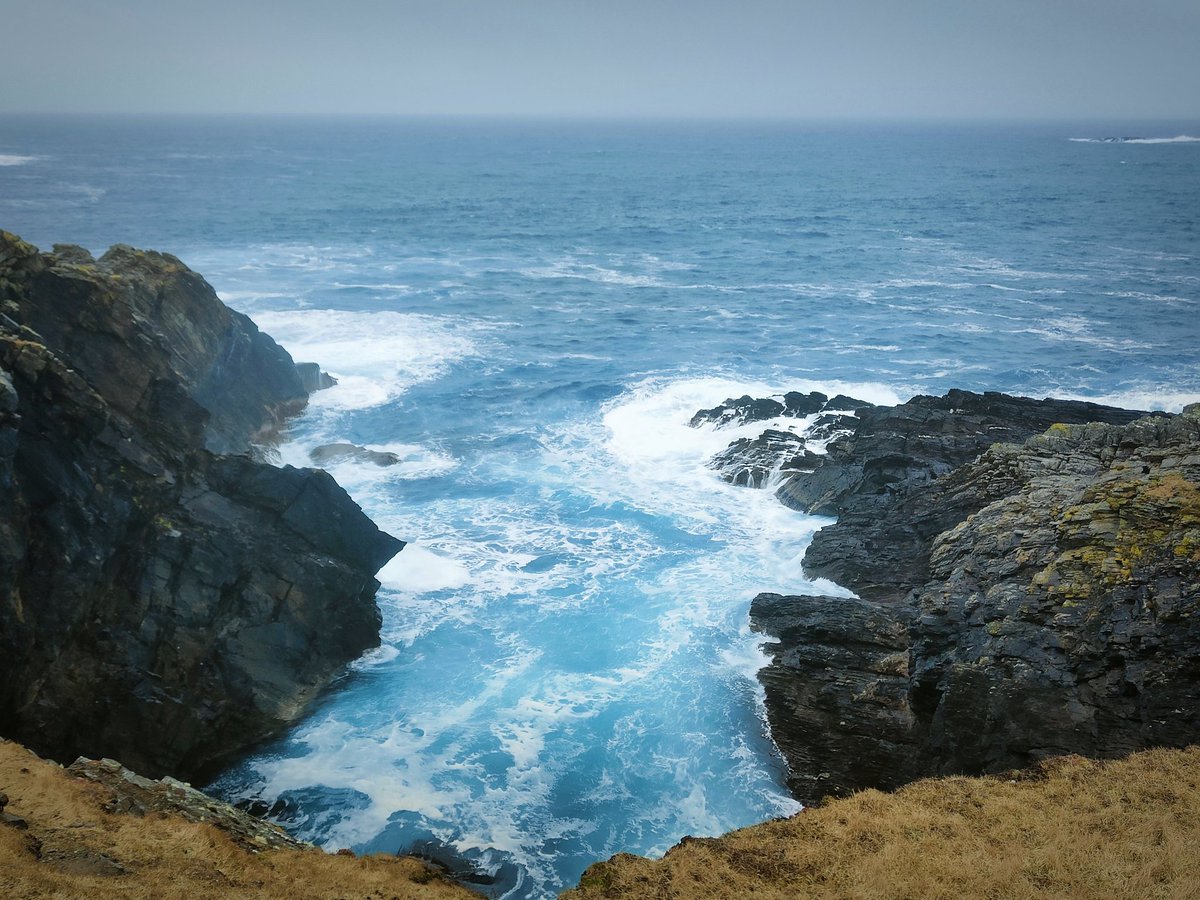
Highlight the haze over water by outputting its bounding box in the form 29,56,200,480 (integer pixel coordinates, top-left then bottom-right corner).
3,117,1198,897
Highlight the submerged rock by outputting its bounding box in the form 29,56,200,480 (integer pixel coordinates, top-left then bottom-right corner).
752,400,1200,803
0,233,403,781
310,442,402,467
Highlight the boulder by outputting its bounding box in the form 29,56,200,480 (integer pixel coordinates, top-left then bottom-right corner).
310,442,402,468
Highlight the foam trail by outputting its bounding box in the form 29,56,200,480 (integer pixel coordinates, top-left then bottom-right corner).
251,309,489,410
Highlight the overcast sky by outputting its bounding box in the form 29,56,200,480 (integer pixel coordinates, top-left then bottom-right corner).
2,0,1198,118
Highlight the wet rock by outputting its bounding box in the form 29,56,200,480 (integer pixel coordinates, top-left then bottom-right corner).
822,394,875,412
690,394,786,427
311,442,402,467
691,390,834,428
0,233,403,781
709,430,819,488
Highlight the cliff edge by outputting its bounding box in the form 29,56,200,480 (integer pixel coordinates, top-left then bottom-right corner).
0,233,403,781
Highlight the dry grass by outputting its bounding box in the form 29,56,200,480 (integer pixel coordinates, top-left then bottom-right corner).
0,740,474,900
563,747,1200,900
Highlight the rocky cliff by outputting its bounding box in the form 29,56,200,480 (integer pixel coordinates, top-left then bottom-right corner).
0,233,402,782
694,388,1197,802
723,391,1200,802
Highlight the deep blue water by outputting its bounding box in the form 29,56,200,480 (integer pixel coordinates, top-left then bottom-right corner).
3,117,1199,897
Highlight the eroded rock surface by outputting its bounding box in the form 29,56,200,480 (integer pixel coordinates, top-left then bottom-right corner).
0,233,402,781
782,389,1156,601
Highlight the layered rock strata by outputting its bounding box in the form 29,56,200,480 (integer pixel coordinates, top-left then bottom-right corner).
744,394,1199,802
0,233,402,781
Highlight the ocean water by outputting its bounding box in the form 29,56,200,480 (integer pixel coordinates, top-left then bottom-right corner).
3,116,1199,897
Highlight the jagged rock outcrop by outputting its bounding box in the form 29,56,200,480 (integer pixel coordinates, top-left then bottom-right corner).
690,391,872,429
693,392,873,488
0,233,403,781
67,755,310,852
782,389,1157,602
708,430,818,487
752,401,1200,802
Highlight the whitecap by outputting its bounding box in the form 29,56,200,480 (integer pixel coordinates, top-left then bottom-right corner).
0,154,37,166
251,309,491,410
378,544,472,593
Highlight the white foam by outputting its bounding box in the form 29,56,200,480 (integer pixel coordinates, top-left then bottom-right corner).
252,309,489,409
1055,389,1200,414
0,154,37,166
378,544,471,593
520,259,665,287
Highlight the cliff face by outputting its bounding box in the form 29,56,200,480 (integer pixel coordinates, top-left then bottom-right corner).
0,233,402,781
743,395,1200,802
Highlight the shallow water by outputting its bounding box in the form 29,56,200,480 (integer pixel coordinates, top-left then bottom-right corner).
3,116,1198,897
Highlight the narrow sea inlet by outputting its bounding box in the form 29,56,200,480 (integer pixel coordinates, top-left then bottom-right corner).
2,117,1197,897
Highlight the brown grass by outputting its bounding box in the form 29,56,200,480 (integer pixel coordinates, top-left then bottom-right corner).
0,740,474,900
563,747,1200,900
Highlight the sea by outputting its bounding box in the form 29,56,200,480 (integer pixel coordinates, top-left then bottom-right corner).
2,116,1198,898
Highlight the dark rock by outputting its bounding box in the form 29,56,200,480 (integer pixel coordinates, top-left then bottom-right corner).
709,430,814,487
778,389,1159,601
310,442,402,468
751,593,919,800
690,395,786,428
753,407,1200,803
0,233,403,782
805,412,858,444
782,391,830,416
822,394,875,412
295,361,337,393
2,811,29,830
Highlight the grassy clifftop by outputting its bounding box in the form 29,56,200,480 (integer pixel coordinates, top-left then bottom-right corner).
0,740,473,900
565,746,1200,899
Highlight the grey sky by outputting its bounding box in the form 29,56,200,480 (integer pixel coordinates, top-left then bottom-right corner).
2,0,1197,118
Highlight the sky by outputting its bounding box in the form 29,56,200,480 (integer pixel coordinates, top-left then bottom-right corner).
1,0,1198,119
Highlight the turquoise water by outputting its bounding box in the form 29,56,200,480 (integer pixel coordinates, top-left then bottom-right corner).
3,117,1199,897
